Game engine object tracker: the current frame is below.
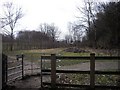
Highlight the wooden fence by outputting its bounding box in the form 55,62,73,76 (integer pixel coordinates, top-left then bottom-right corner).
2,54,24,85
41,53,120,89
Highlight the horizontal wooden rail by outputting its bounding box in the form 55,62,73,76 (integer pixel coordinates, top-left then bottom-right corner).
42,69,90,74
95,71,120,75
95,56,120,60
56,56,90,60
41,56,90,60
41,56,120,60
42,69,120,75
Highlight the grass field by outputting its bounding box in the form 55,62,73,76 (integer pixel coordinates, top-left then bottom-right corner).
5,48,92,68
5,47,110,56
5,48,119,86
5,47,113,64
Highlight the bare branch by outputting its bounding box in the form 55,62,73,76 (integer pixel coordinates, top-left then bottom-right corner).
1,2,23,30
0,2,24,51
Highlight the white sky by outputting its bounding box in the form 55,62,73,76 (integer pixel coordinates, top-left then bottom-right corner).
0,0,109,39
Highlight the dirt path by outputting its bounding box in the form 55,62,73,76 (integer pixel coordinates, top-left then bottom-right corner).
23,60,41,75
58,61,119,70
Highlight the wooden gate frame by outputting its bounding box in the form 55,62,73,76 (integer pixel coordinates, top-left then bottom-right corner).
41,53,120,89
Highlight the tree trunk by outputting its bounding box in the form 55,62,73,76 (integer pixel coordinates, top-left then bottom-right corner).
10,29,13,51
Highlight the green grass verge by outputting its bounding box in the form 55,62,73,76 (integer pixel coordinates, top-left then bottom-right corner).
57,74,119,86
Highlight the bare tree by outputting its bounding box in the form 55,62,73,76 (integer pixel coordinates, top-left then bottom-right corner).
68,22,83,43
39,23,61,41
65,34,72,44
0,2,24,51
76,0,97,48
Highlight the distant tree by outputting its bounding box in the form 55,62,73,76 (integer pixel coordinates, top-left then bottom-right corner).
16,30,57,49
85,1,120,50
0,2,24,51
65,34,72,44
72,22,83,42
39,23,61,41
76,0,97,48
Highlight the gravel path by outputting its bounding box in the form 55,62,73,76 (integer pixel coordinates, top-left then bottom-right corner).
23,60,41,75
58,61,119,71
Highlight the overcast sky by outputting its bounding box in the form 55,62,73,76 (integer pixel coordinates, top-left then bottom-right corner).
0,0,109,39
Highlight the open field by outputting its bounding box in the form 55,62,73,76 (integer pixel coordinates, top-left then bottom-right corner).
5,48,119,68
5,48,120,89
5,48,91,63
5,47,108,61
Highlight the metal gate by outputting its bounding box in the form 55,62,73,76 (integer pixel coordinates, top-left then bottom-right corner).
2,54,24,86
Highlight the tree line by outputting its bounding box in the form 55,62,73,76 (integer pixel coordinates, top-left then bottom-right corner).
86,1,120,49
2,23,67,51
65,1,120,50
1,2,66,51
1,1,120,52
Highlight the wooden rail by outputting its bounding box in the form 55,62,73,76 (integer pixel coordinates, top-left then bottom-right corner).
42,69,120,75
41,54,120,89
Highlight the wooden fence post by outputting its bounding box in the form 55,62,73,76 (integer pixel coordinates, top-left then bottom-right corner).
2,54,7,89
118,49,120,86
5,54,8,84
40,56,43,88
90,53,95,89
51,54,56,89
21,54,24,79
